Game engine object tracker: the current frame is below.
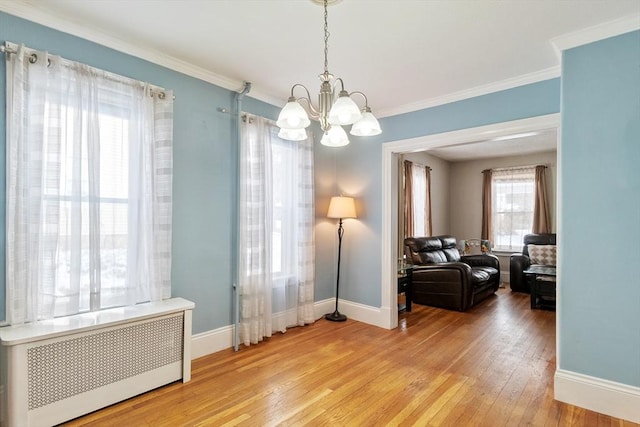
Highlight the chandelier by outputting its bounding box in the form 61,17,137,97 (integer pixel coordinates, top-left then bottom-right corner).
276,0,382,147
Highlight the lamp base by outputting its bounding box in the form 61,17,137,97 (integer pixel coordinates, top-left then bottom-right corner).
325,310,347,322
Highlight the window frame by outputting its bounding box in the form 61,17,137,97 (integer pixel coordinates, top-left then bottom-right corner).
491,167,536,252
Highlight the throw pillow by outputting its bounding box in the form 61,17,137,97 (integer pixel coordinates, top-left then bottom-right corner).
527,244,556,266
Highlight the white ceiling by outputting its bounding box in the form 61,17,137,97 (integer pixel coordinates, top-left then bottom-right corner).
1,0,637,159
428,128,558,162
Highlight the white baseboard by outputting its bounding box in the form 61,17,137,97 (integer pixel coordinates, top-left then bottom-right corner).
192,298,386,359
191,325,234,359
313,298,336,321
316,297,389,329
500,271,509,284
555,369,640,423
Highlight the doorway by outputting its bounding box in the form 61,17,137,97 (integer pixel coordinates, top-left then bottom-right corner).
380,113,560,329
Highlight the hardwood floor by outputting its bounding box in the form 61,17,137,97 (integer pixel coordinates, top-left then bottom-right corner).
63,289,638,426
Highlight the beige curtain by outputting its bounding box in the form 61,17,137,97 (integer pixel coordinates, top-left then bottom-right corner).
481,169,492,240
403,160,414,239
397,155,405,258
533,165,551,233
425,166,432,236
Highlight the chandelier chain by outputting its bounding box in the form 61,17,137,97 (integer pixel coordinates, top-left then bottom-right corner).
324,0,329,75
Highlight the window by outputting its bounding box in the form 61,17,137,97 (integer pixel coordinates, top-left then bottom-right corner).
271,137,296,276
48,100,132,313
491,167,536,251
411,163,429,236
403,160,432,238
238,115,315,344
5,44,173,324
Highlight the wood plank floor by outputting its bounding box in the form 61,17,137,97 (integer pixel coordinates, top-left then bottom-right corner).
63,289,638,426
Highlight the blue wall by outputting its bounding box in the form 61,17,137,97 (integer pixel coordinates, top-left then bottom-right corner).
560,30,640,386
0,11,281,334
320,79,561,307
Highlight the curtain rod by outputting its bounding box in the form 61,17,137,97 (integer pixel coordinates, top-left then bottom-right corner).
403,159,432,171
1,41,174,100
217,108,256,124
481,164,547,173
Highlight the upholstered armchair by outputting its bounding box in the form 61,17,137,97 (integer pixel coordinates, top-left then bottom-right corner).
509,233,557,293
404,235,501,312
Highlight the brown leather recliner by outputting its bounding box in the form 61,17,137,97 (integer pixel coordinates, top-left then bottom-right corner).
404,235,501,312
509,233,557,293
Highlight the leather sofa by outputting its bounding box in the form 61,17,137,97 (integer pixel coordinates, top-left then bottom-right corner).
404,235,501,311
509,233,556,293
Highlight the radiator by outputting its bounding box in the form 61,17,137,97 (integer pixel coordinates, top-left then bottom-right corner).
0,297,194,427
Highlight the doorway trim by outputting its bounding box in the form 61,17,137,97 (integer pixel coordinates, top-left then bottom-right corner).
380,113,560,329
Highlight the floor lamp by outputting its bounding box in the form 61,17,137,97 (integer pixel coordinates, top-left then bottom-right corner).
325,196,357,322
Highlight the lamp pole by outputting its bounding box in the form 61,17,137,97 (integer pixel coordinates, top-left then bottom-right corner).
326,217,347,322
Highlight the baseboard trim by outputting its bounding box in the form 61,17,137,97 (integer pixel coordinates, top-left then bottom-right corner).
191,325,234,359
192,299,386,359
554,369,640,423
314,297,388,328
313,298,336,321
500,271,509,287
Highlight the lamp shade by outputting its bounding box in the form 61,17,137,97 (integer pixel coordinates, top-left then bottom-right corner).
320,125,350,147
328,93,362,126
327,196,357,219
350,111,382,136
276,99,311,129
278,127,307,141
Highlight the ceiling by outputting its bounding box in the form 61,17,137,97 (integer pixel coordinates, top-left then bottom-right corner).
428,128,558,162
2,1,638,159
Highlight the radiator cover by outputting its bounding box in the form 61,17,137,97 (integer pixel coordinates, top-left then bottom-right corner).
0,298,194,427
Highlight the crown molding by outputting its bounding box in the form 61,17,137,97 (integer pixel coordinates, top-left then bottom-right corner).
0,1,283,106
551,13,640,57
0,1,560,117
3,2,635,117
375,66,560,118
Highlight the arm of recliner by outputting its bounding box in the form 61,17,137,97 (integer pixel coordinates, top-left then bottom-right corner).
461,253,500,271
411,262,474,311
509,254,531,292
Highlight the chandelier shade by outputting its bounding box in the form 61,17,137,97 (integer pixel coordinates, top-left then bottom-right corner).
320,126,349,147
277,0,381,146
278,127,308,141
350,109,382,136
328,92,362,126
276,99,311,129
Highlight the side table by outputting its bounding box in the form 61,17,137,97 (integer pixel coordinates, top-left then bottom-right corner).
398,265,414,312
523,265,556,310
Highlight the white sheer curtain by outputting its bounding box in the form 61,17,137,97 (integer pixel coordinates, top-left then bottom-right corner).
491,166,536,251
411,162,430,236
238,114,314,347
5,44,173,325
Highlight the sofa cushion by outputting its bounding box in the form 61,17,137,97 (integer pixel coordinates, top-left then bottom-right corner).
422,250,448,264
443,248,461,262
410,236,442,252
440,236,457,249
523,234,556,256
405,236,463,264
528,244,556,266
471,266,499,283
